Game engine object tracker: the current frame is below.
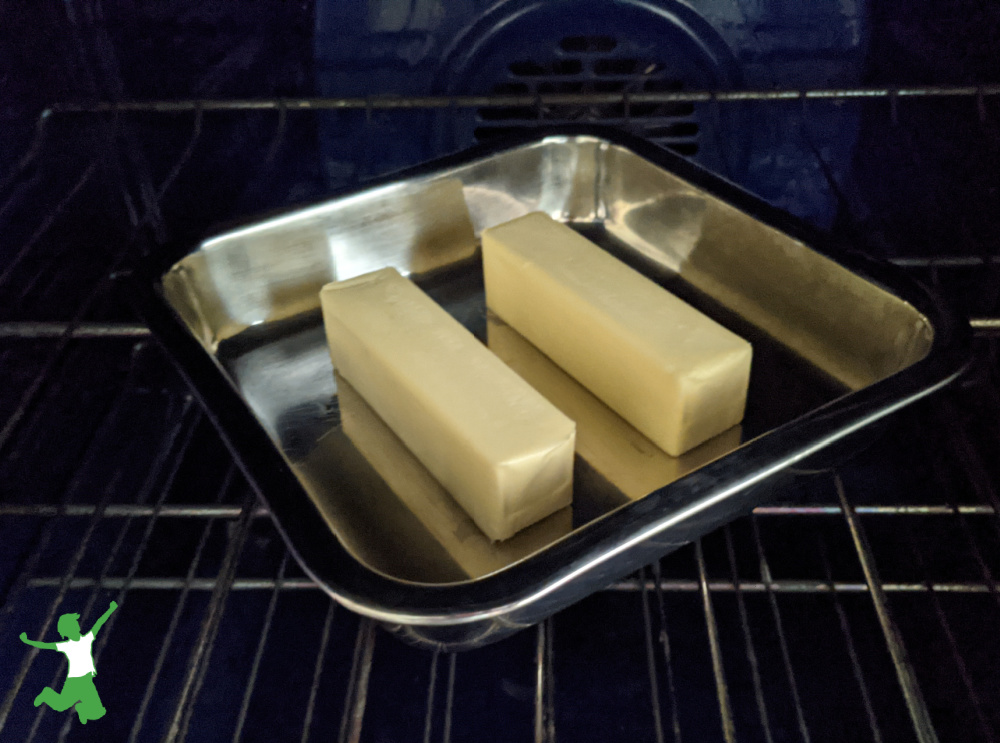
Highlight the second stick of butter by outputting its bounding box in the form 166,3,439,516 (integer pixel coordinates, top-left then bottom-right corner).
482,213,752,457
321,267,575,542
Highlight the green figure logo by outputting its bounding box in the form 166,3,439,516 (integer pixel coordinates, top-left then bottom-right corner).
19,601,118,724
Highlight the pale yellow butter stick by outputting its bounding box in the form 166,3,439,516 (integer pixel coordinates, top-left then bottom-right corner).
321,267,575,542
482,212,752,457
488,317,741,500
337,374,572,578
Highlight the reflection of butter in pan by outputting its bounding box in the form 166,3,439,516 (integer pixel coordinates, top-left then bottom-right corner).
487,316,742,501
336,373,573,579
297,426,465,584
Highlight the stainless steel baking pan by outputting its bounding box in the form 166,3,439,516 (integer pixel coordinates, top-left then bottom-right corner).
132,127,970,649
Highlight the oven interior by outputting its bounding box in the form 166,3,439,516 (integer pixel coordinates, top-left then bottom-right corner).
2,1,1000,742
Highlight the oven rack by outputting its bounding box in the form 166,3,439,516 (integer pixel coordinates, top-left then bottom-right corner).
1,86,1000,743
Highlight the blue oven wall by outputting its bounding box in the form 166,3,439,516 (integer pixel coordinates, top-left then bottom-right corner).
315,0,868,227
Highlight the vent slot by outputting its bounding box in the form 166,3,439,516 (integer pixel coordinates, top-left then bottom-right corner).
593,58,639,76
476,36,699,156
508,59,583,77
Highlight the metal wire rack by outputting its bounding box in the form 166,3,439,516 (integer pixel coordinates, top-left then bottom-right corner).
2,85,1000,743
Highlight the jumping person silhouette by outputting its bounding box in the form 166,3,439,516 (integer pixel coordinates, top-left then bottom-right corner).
19,601,118,724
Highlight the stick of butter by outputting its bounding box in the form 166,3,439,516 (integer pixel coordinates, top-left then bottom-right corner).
487,316,741,500
321,267,575,542
482,212,752,457
337,374,572,577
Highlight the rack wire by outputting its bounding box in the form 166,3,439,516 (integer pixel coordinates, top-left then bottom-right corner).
2,85,1000,743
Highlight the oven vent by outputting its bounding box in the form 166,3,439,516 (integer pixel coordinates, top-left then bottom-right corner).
475,36,699,156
